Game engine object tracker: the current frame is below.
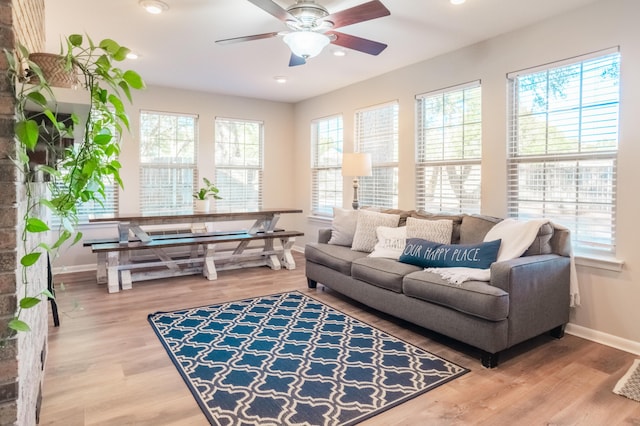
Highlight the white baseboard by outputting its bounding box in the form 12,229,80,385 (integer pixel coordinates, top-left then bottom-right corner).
53,264,96,275
566,323,640,356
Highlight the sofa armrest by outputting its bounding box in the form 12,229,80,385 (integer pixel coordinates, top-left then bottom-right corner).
490,254,571,346
318,228,332,244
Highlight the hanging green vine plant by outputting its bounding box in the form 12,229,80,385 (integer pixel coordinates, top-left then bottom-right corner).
4,34,145,337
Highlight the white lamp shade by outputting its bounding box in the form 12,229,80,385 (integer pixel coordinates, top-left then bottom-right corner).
342,152,372,177
283,31,330,59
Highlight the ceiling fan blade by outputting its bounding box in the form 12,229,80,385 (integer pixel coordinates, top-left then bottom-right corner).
289,53,306,67
215,32,280,45
327,31,387,56
247,0,295,22
324,0,390,29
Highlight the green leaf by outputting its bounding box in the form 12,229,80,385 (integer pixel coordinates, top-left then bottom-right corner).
93,133,113,145
16,119,39,150
118,81,133,103
26,91,48,107
95,54,111,70
21,252,41,267
26,217,50,233
19,297,41,309
52,230,72,249
8,319,30,332
108,94,125,115
68,34,83,47
123,70,145,90
40,289,55,300
113,46,130,62
72,231,83,246
99,38,120,55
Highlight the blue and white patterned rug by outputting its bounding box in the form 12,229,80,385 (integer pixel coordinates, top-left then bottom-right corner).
148,292,468,425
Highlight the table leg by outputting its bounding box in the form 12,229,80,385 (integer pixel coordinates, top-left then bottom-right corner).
106,252,120,293
96,252,107,284
280,237,297,270
264,238,281,270
203,243,217,280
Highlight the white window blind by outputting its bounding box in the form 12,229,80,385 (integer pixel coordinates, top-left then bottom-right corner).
507,49,620,253
355,101,399,209
311,115,343,217
139,111,197,214
215,117,263,212
416,81,481,213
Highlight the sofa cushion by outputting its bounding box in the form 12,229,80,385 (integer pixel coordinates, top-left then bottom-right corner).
406,217,453,243
523,222,554,256
369,226,406,259
410,211,464,244
351,209,400,252
459,214,501,244
304,242,368,276
399,238,502,269
352,257,422,293
403,270,509,321
327,207,359,247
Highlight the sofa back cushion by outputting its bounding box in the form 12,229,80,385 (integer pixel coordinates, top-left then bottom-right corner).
460,214,555,257
410,211,464,244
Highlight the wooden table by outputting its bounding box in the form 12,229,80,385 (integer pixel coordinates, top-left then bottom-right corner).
88,208,304,292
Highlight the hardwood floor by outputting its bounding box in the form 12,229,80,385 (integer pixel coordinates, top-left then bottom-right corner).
40,252,640,425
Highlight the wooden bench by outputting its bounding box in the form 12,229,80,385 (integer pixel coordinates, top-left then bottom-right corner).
90,230,303,293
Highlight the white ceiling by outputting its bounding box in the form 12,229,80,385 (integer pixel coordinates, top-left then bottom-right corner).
45,0,599,103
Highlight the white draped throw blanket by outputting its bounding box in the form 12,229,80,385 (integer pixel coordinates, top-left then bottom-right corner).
427,218,580,307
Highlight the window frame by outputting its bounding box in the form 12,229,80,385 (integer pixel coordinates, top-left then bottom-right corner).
214,117,264,212
506,48,620,255
354,101,399,209
311,114,344,217
138,110,198,215
415,80,482,214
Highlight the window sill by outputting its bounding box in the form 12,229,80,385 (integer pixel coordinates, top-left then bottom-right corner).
575,254,624,272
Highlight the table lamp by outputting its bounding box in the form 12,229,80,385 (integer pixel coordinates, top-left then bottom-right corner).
342,152,372,210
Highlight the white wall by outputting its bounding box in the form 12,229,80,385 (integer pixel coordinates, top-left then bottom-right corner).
292,0,640,350
54,0,640,353
54,85,295,271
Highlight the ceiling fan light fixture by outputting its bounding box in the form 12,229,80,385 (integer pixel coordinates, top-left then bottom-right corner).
283,31,330,59
139,0,169,14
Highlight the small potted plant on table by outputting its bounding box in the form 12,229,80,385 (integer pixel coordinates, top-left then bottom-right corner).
193,177,222,212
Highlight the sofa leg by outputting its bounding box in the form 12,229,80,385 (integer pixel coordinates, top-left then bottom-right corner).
307,278,317,289
550,324,566,339
481,351,499,368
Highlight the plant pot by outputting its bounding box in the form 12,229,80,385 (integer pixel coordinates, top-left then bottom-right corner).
195,199,210,213
28,53,78,88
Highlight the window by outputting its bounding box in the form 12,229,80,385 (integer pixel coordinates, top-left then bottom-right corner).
139,111,197,214
507,49,620,253
215,118,263,212
416,81,482,213
311,115,343,217
355,101,399,208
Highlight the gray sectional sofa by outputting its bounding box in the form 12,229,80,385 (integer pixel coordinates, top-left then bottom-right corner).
304,210,572,368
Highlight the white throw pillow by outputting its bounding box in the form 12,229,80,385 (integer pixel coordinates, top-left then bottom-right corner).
406,217,453,244
328,207,359,246
351,210,400,252
369,226,407,259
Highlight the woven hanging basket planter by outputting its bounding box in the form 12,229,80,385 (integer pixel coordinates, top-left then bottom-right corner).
28,53,78,88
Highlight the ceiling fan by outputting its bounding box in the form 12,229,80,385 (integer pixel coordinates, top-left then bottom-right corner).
215,0,390,67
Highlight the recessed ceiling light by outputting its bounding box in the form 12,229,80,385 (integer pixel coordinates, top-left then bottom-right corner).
126,52,139,60
274,76,287,84
333,50,347,57
450,0,466,4
139,0,169,14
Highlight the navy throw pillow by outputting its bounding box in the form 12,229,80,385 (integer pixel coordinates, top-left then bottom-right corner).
399,238,502,269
